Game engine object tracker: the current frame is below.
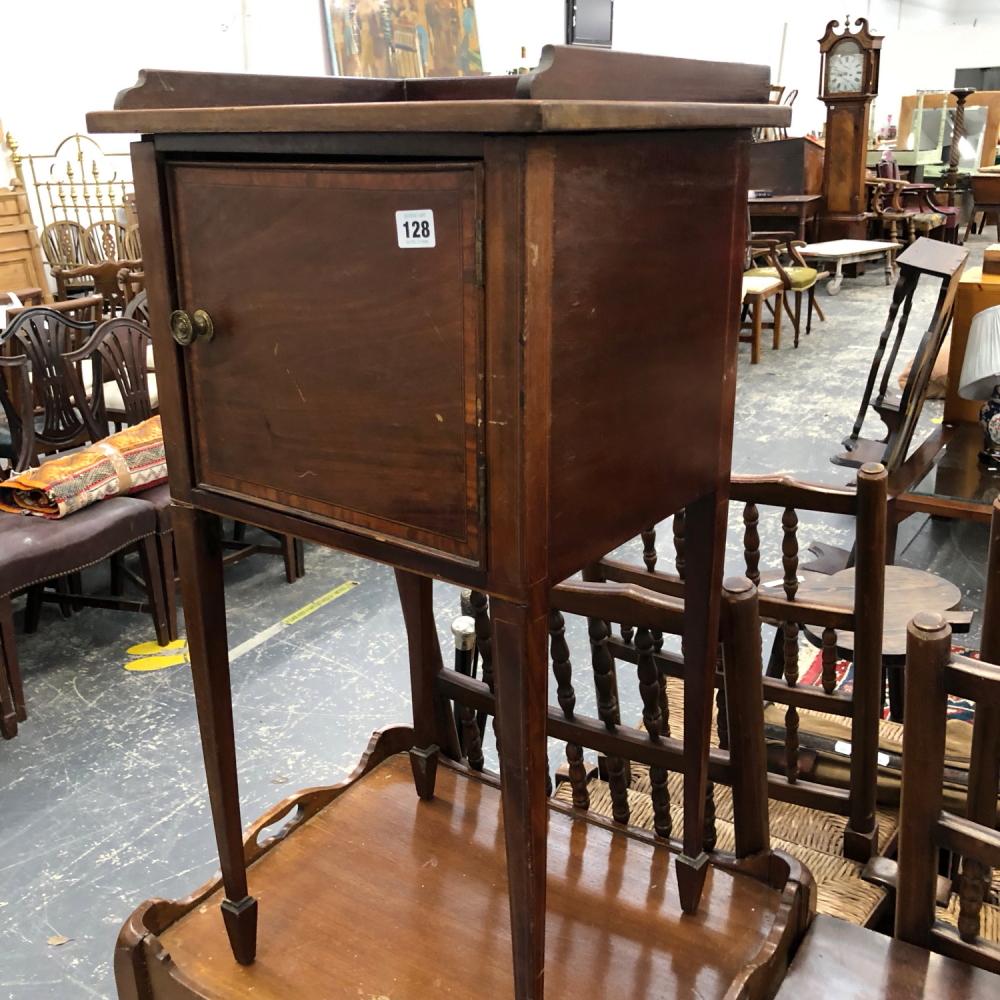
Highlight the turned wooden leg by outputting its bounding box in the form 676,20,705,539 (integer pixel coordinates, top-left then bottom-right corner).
677,490,727,914
172,505,257,966
491,597,548,1000
793,291,802,348
771,291,782,350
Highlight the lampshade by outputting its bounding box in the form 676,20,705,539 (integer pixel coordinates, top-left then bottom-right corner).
959,304,1000,400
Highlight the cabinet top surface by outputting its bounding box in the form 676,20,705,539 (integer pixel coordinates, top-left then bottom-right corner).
88,48,788,136
87,99,790,136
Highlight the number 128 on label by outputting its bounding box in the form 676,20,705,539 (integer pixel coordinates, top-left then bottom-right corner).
396,209,436,248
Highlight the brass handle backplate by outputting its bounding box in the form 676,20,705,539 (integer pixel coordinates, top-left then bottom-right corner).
170,309,214,346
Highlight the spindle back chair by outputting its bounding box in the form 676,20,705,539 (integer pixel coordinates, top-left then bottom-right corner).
440,576,801,889
596,463,889,864
898,614,1000,972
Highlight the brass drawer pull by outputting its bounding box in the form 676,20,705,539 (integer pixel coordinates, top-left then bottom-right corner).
170,309,214,346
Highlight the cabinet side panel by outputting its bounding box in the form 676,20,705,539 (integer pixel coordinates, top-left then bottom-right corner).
546,130,747,581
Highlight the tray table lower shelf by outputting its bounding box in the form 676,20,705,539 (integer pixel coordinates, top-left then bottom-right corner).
117,726,803,1000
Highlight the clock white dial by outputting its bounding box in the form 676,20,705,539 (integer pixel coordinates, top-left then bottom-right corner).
827,51,864,94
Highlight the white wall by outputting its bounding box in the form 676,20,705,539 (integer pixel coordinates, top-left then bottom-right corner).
1,0,999,183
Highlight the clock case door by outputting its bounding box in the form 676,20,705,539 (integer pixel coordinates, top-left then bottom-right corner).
165,160,485,566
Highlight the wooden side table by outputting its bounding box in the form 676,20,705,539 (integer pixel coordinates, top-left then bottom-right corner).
798,239,901,294
748,193,822,241
740,275,784,363
800,565,971,720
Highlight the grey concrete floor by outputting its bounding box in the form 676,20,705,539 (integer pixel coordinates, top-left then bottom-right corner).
0,235,994,999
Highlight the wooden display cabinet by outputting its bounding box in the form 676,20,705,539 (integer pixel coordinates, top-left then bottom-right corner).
89,45,789,1000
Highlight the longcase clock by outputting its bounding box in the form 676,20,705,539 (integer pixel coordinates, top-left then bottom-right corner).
817,16,882,240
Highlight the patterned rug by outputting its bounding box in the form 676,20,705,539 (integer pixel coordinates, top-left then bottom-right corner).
799,644,977,722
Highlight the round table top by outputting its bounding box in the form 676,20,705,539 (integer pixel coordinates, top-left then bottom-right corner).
798,565,963,662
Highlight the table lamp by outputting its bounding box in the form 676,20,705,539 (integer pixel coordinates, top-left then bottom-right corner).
959,303,1000,470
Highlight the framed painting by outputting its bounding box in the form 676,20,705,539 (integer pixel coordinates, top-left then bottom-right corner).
323,0,483,78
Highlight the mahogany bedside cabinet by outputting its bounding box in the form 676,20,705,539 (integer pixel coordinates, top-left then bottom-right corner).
88,45,789,1000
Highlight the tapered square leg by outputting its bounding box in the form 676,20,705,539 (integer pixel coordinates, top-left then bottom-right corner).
173,504,256,966
491,598,548,1000
221,895,258,966
409,744,440,800
678,490,727,916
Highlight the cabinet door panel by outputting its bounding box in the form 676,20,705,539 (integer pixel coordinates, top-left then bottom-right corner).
168,162,483,562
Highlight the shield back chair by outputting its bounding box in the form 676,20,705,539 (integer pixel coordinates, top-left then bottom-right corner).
594,467,892,890
123,289,149,325
70,317,306,640
0,323,170,739
52,260,141,317
0,308,101,463
744,234,826,348
83,219,130,264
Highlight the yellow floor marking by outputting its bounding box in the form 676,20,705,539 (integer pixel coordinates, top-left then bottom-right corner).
122,581,360,672
126,653,189,672
127,638,187,656
282,581,358,625
931,416,944,424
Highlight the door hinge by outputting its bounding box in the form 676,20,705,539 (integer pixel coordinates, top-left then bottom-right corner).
477,459,487,526
475,219,485,287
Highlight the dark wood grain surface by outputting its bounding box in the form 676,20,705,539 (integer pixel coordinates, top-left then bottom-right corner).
775,915,1000,1000
170,161,483,562
798,565,965,659
155,754,787,1000
86,99,790,137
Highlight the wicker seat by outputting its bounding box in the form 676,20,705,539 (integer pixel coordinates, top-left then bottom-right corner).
554,772,888,928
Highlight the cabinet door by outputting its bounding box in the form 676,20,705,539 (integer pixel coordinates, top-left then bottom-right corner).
168,162,483,564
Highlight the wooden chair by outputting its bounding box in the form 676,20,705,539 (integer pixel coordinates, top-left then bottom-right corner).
0,321,171,738
40,220,93,297
118,267,144,305
744,234,826,349
0,308,101,462
440,576,813,971
69,317,306,640
124,223,142,260
596,466,890,869
123,289,148,325
740,274,783,364
773,498,1000,997
40,220,86,269
0,288,44,309
52,260,141,316
965,174,1000,242
5,294,104,328
83,219,130,264
867,177,948,244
